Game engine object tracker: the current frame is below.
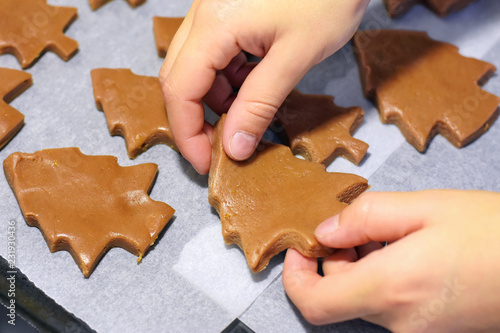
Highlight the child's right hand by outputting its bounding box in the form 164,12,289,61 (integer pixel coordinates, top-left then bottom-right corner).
159,0,370,174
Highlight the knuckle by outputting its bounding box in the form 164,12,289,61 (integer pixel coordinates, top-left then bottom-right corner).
299,301,329,326
282,274,329,325
282,271,305,298
160,77,179,106
242,98,280,123
356,191,377,207
353,191,377,228
377,275,413,313
158,64,168,82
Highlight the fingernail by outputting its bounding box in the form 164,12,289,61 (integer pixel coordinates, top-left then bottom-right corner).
315,215,339,238
229,131,258,160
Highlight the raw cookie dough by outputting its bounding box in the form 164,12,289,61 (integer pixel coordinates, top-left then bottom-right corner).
91,68,178,159
272,89,368,166
0,68,32,150
209,114,369,273
88,0,146,11
0,0,78,68
153,17,184,57
353,29,500,152
384,0,478,18
3,147,175,277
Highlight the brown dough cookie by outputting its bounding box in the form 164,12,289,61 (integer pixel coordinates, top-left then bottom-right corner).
209,114,369,273
353,30,500,152
384,0,477,18
153,17,184,57
0,68,32,150
91,68,178,159
273,89,369,166
0,0,78,69
3,147,175,277
88,0,146,11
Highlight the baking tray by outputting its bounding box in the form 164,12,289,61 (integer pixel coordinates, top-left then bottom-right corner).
0,0,499,332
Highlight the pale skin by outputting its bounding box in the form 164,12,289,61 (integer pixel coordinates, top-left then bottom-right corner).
283,190,500,332
159,1,500,331
159,0,370,174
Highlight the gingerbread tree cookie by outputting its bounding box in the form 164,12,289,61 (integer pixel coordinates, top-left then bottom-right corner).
0,68,32,150
209,114,368,273
0,0,78,68
273,89,369,166
91,68,178,159
384,0,477,18
3,148,175,277
88,0,146,11
353,30,500,152
153,17,184,57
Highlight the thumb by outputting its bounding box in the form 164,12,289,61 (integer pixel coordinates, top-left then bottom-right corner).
315,191,443,248
222,41,317,160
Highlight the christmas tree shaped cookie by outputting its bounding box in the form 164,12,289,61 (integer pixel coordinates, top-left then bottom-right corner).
209,114,368,272
353,30,500,152
91,68,178,159
0,0,78,68
3,148,175,277
273,89,368,166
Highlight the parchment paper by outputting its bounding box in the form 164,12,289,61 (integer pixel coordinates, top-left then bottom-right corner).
0,0,499,332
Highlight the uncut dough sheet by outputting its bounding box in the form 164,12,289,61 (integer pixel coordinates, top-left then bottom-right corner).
0,0,499,332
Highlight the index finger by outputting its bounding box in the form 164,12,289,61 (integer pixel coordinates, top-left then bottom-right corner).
160,23,240,174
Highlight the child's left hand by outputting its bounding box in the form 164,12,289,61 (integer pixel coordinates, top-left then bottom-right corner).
283,190,500,332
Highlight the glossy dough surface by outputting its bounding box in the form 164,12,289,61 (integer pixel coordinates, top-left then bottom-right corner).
353,30,500,152
274,89,368,166
0,68,32,150
3,148,175,277
209,114,368,272
0,0,78,68
91,68,178,159
153,17,184,57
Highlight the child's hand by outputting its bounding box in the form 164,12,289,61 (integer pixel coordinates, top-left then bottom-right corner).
283,190,500,332
159,0,370,174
